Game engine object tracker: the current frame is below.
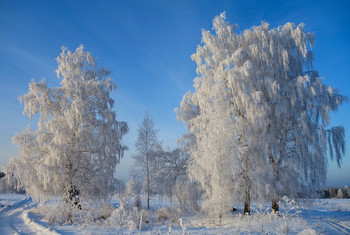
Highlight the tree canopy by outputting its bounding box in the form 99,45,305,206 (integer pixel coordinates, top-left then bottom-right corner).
6,45,128,203
176,12,347,215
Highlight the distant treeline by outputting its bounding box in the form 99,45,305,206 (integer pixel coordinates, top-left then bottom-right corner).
318,186,350,199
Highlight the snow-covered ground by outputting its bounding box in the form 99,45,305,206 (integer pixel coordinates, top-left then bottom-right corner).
300,199,350,234
0,194,349,234
0,194,58,234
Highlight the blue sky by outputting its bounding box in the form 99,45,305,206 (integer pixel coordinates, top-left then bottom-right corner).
0,0,349,186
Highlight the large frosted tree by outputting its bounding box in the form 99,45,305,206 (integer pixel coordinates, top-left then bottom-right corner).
7,45,128,205
176,13,271,216
177,13,347,215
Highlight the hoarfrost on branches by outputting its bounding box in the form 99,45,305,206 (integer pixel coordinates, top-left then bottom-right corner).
132,112,160,210
6,45,128,205
176,12,347,216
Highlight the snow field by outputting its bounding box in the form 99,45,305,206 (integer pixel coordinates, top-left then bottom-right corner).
3,194,350,234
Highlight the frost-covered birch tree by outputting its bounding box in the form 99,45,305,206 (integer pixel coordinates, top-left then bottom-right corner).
177,13,269,216
253,22,347,211
132,113,160,210
7,46,128,206
176,12,347,215
231,17,348,211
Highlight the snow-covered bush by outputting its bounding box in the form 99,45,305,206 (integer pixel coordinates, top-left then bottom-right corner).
277,196,302,234
230,200,308,234
298,228,318,235
157,207,169,222
36,200,114,226
106,198,145,231
38,201,82,225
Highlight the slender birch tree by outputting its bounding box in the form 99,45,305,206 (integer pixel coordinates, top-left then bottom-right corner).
132,113,160,210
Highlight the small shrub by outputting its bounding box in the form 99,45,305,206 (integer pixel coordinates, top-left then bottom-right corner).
297,228,317,235
38,200,114,226
157,207,169,222
106,198,146,231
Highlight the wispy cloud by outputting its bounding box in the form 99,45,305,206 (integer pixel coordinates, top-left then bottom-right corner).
1,46,55,74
